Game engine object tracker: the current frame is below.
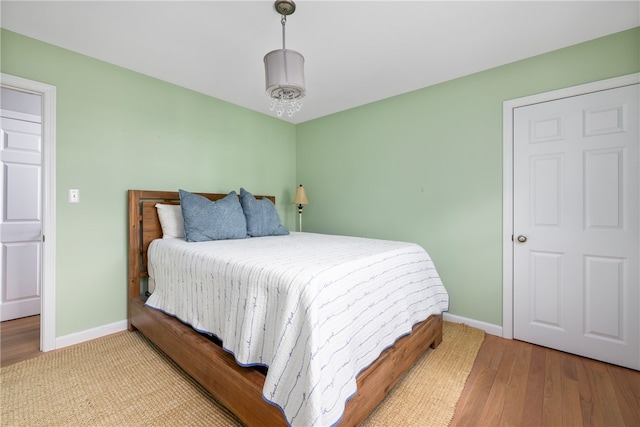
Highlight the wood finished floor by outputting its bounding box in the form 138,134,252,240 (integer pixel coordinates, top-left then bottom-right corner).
2,317,639,425
450,333,640,427
1,314,40,367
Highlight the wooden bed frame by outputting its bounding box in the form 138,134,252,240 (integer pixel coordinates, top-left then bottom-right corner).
127,189,443,426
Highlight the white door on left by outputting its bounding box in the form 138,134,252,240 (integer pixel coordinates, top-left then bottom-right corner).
1,114,42,321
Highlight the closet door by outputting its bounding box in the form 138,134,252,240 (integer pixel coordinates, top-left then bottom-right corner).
513,84,639,370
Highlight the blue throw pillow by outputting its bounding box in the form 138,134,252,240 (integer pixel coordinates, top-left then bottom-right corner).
239,188,289,237
179,189,248,242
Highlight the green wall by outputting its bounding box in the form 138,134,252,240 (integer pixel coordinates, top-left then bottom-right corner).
1,29,297,337
1,26,638,338
296,27,640,326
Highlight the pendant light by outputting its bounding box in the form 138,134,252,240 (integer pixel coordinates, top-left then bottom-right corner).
264,0,306,118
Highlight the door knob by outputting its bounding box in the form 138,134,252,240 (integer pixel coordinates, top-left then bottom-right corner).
517,235,527,243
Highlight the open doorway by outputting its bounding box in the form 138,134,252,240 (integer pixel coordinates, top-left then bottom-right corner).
0,73,56,353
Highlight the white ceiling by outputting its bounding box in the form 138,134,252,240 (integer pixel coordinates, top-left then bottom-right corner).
1,1,638,123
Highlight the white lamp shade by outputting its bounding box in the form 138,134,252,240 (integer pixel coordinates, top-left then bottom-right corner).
264,49,306,100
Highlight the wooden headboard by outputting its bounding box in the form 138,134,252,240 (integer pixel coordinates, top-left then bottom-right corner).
127,190,275,317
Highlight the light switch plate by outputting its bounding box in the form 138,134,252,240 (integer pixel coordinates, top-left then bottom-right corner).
68,189,80,203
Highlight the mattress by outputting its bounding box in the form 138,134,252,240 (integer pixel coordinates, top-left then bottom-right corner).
146,231,449,426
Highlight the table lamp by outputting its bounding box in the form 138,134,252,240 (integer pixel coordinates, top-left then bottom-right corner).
292,184,308,231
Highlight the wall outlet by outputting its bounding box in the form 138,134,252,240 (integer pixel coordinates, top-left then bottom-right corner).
68,189,80,203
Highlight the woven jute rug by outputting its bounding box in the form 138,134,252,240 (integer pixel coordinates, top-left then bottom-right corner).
1,321,484,427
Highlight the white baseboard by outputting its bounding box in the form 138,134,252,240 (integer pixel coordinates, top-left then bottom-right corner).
55,320,128,350
443,312,503,337
51,314,500,351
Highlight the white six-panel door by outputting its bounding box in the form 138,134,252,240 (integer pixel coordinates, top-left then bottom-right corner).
513,84,639,370
0,113,43,321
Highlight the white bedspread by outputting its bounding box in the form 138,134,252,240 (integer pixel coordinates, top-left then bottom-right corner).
146,232,449,427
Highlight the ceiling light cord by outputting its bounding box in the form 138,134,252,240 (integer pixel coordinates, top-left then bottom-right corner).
281,15,287,50
280,14,290,99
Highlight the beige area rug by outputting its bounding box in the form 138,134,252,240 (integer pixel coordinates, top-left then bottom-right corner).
1,322,484,427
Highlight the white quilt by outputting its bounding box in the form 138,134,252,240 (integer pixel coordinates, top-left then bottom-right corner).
146,232,449,427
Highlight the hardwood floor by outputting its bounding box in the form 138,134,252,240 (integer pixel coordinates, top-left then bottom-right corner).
2,318,639,425
1,315,40,367
451,333,640,427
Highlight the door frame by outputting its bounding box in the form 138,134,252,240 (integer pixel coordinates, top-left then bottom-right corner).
502,72,639,339
1,73,57,351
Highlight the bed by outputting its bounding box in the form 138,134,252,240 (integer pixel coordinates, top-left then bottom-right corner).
128,189,449,426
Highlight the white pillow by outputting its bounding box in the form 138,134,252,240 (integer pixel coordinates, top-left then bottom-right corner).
155,203,185,239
